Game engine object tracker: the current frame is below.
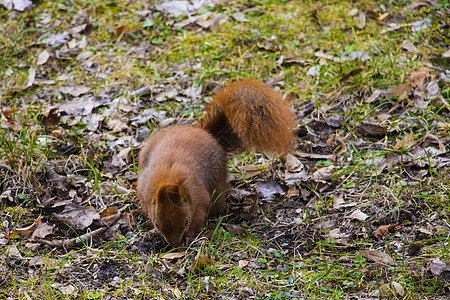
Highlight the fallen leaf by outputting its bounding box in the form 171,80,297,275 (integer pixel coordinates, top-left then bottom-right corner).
387,82,412,99
411,18,431,32
37,49,50,65
430,258,450,275
372,281,405,297
0,0,33,11
306,65,320,76
394,132,415,150
231,11,249,22
408,67,429,86
38,107,59,127
26,67,35,87
161,252,186,260
6,245,23,259
256,181,284,201
402,41,418,53
363,249,395,265
114,25,129,36
31,223,54,240
238,260,249,268
332,194,345,209
367,89,383,102
6,216,42,239
190,254,212,274
77,50,93,62
155,1,194,17
99,206,118,218
311,165,336,182
356,121,386,137
326,114,344,128
285,153,303,172
373,224,402,240
40,31,71,47
51,283,78,296
53,203,100,230
348,209,369,221
59,85,91,97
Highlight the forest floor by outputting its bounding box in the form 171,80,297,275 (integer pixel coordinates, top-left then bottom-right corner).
0,0,449,299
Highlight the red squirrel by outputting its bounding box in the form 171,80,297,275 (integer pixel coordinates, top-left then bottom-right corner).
137,79,296,246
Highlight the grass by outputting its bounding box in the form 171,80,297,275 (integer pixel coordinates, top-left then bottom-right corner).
1,0,449,299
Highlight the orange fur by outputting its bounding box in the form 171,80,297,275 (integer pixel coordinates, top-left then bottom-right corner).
138,79,296,246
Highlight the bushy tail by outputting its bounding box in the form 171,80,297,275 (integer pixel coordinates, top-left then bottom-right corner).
199,79,296,154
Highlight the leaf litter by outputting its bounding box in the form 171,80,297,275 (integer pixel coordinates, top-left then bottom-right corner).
0,0,449,299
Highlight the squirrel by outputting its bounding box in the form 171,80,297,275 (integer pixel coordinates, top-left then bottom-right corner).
137,79,296,246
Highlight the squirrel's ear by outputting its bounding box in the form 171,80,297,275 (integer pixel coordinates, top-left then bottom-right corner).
156,178,187,205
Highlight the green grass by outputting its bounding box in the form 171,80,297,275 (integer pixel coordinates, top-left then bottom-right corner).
1,0,449,299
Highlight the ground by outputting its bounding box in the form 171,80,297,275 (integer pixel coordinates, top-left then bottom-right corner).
0,0,449,299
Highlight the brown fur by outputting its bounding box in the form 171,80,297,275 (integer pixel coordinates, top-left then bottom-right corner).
138,79,296,246
137,125,229,246
200,79,296,154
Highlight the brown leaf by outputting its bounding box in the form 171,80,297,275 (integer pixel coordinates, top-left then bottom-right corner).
114,25,129,36
160,252,186,260
6,216,42,239
394,132,415,150
311,165,336,182
1,108,21,130
59,85,91,97
31,223,54,240
39,107,60,127
341,68,363,81
356,121,386,137
387,82,412,98
373,223,401,240
408,67,429,86
363,250,395,265
190,254,213,274
53,203,100,230
99,206,118,218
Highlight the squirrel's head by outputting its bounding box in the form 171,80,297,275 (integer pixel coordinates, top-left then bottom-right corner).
152,178,192,246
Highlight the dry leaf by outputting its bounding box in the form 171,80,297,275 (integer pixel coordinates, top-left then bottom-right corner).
53,203,100,230
348,209,369,221
363,250,395,265
430,258,450,275
311,165,336,182
161,252,186,260
231,12,249,22
31,223,54,240
59,85,91,97
402,41,418,53
256,181,284,201
1,0,33,11
190,254,213,274
6,216,42,239
373,223,401,240
238,260,249,268
6,245,23,259
387,82,412,98
285,153,303,172
332,194,345,209
39,107,59,127
356,121,386,137
51,283,78,296
394,132,415,150
37,49,50,65
408,67,429,86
